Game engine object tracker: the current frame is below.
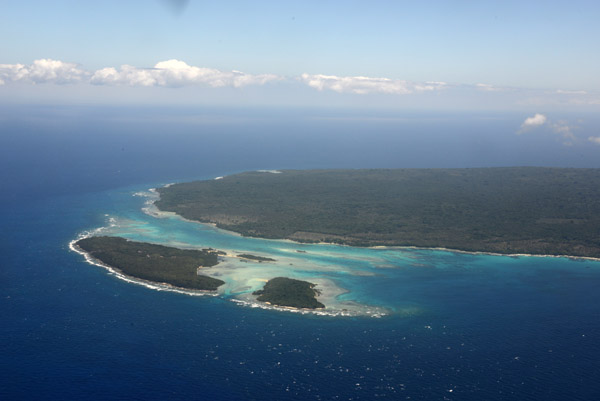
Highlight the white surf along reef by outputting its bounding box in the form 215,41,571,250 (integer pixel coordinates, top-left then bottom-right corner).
73,186,395,317
72,170,600,318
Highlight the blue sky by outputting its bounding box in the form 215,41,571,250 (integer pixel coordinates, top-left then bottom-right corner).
1,0,599,111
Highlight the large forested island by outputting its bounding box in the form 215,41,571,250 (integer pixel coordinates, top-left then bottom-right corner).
75,236,225,290
156,168,600,258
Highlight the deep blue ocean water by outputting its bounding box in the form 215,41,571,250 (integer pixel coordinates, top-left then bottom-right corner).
2,106,600,400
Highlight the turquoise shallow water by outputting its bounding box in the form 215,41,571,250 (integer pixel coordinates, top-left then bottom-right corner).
77,182,600,323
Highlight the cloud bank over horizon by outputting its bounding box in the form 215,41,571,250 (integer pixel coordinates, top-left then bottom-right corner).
1,59,599,111
0,59,280,88
0,59,88,85
0,58,500,96
90,59,280,88
299,73,447,95
1,59,450,95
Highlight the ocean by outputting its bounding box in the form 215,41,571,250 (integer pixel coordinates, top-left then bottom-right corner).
1,105,600,400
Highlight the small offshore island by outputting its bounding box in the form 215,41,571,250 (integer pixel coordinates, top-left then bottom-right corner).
156,168,600,258
238,254,276,262
253,277,324,309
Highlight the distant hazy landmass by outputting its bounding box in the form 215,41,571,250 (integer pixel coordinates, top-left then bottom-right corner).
156,168,600,258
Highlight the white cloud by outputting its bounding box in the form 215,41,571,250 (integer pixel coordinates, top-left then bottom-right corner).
517,113,579,145
91,59,280,88
522,113,547,128
551,121,576,145
544,89,600,106
0,59,280,88
0,59,88,84
300,73,446,95
91,65,157,86
556,89,587,95
475,83,508,92
551,121,573,135
588,136,600,145
518,113,548,134
476,83,495,91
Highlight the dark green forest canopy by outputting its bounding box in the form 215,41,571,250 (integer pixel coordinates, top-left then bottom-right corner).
155,168,600,258
253,277,324,309
76,236,224,290
238,254,276,262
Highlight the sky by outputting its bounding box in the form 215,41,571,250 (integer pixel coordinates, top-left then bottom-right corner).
1,0,599,112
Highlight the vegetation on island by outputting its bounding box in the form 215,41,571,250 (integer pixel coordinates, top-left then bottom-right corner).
238,254,276,262
76,236,225,290
253,277,324,309
156,168,600,258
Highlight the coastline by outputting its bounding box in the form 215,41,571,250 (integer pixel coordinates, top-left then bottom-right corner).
230,298,387,318
390,245,600,263
68,234,220,298
70,234,389,317
150,185,600,263
69,207,391,317
231,275,389,318
141,190,244,238
69,183,598,320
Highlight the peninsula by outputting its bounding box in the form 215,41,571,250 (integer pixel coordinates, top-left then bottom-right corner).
156,168,600,258
75,236,225,291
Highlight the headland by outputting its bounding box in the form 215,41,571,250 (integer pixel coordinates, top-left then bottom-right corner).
74,236,225,291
